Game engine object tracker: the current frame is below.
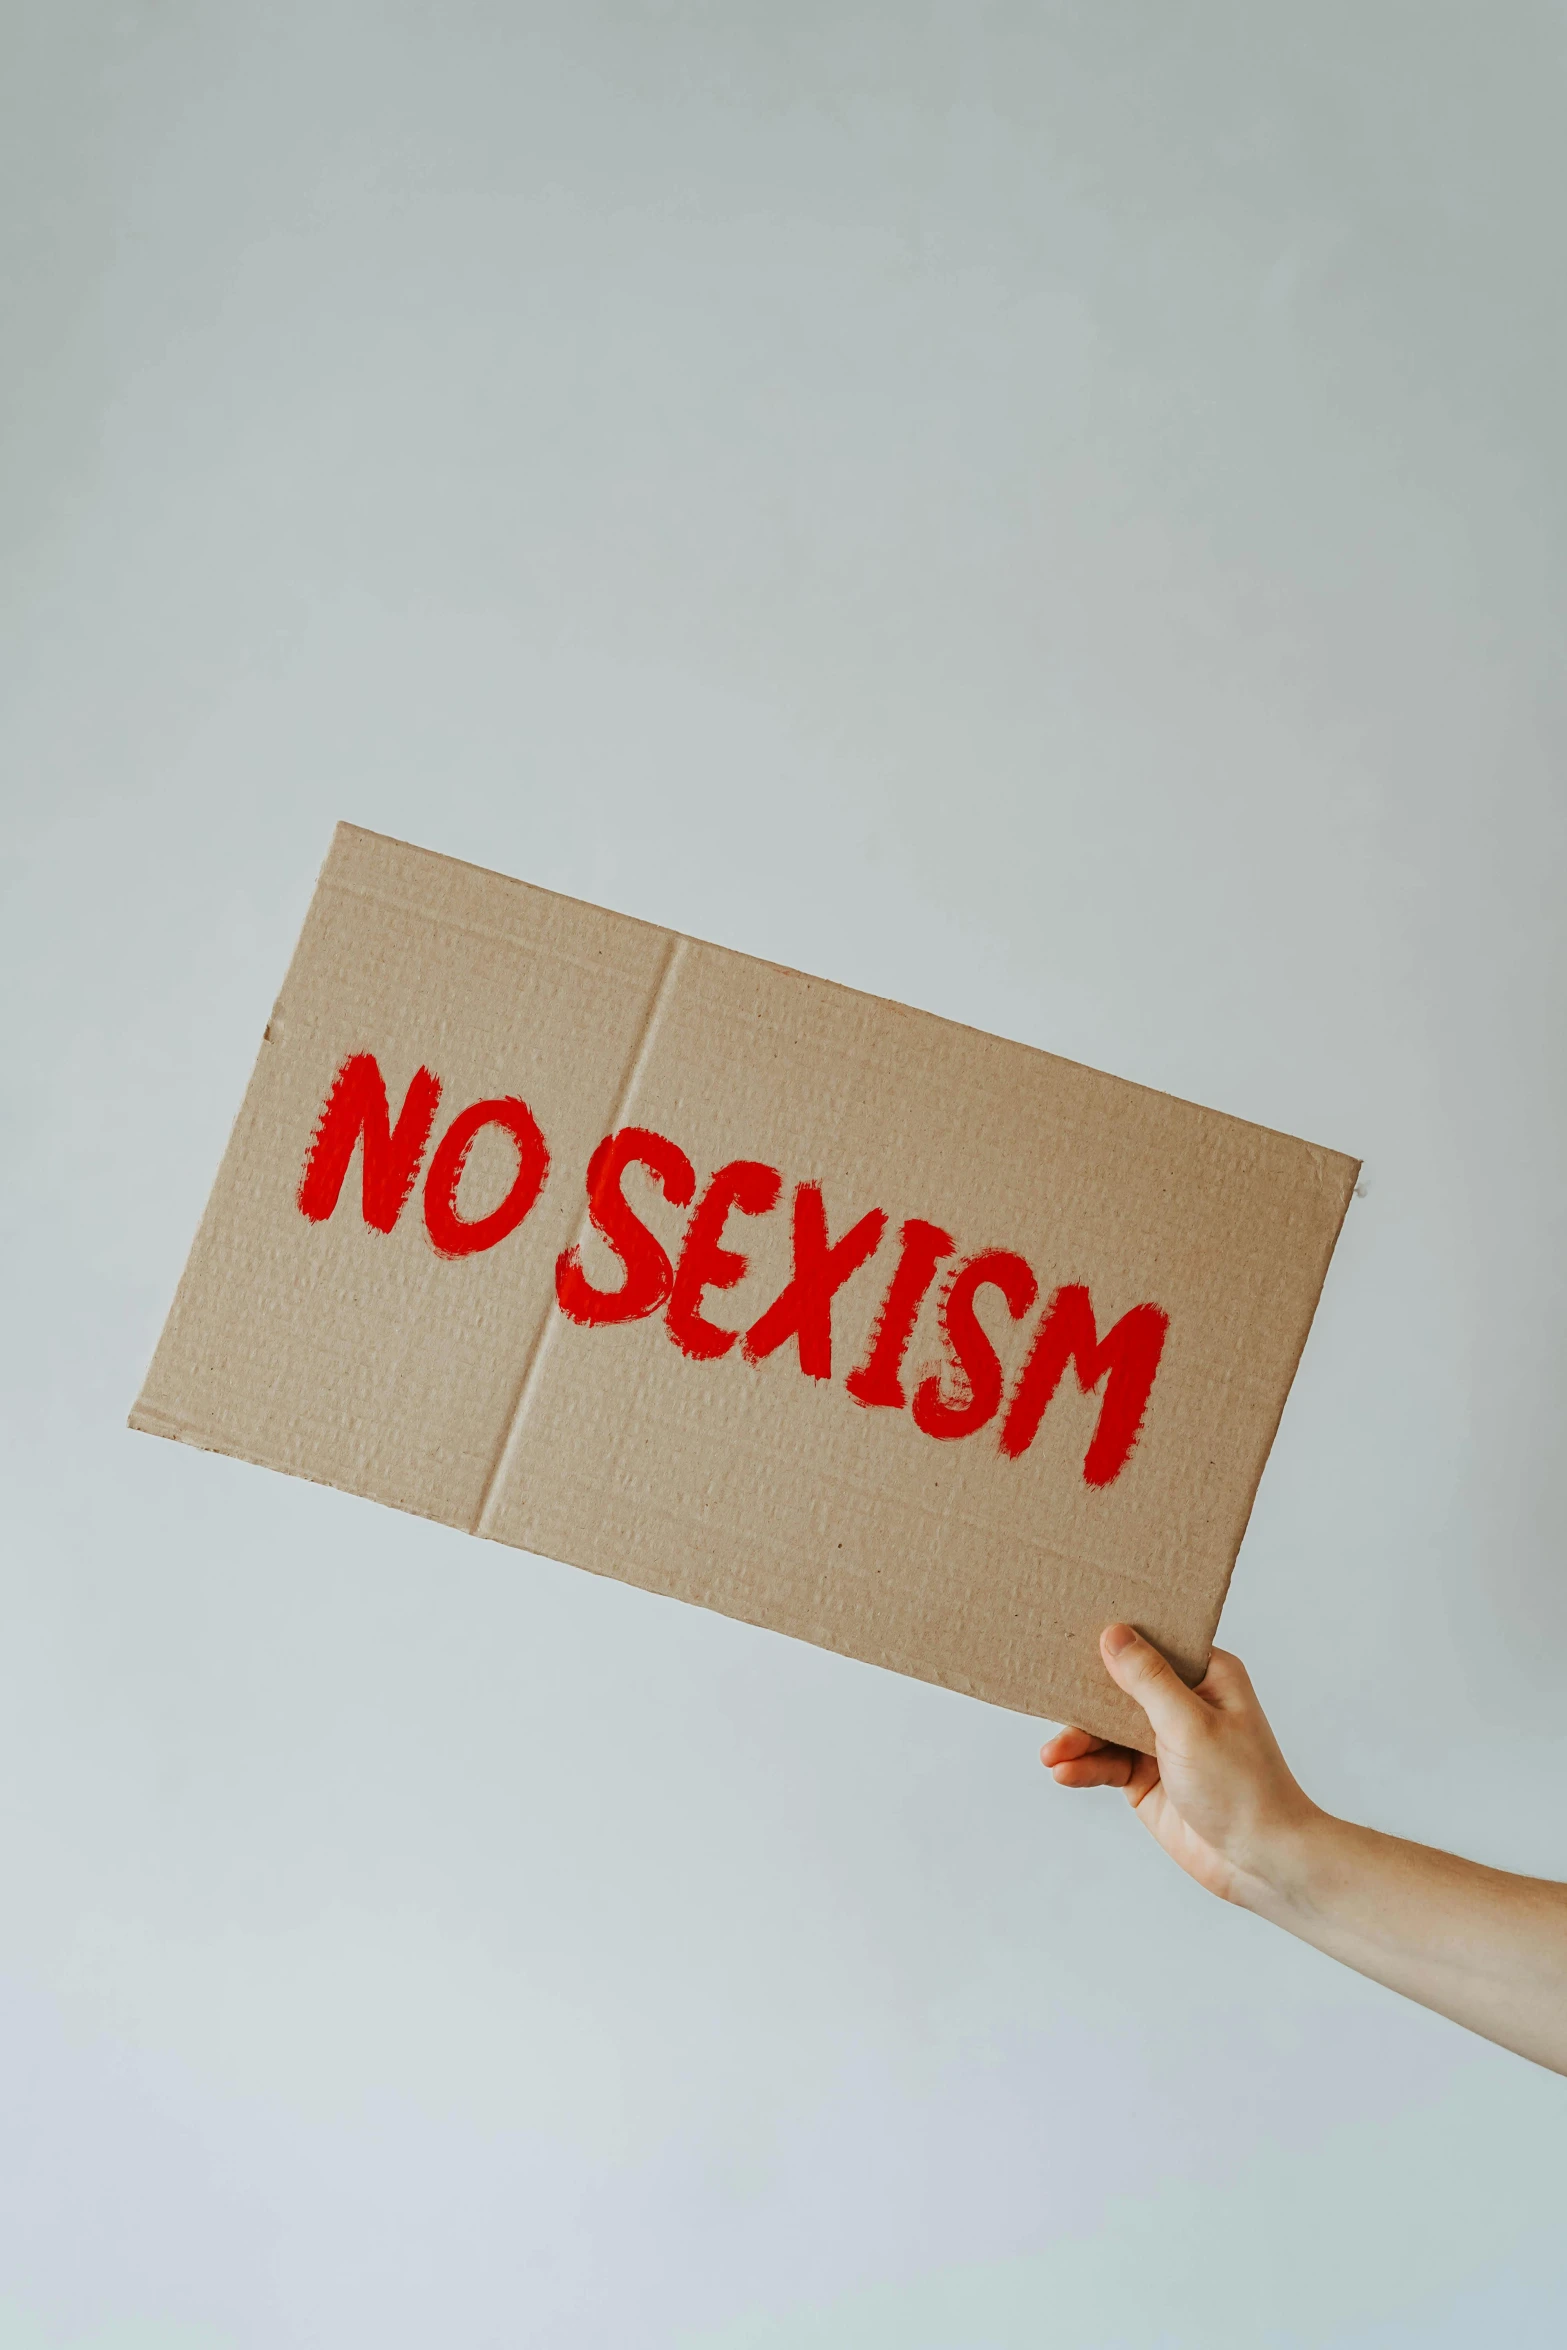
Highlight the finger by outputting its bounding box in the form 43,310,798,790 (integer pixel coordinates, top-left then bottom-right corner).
1049,1751,1138,1789
1100,1623,1204,1743
1040,1726,1105,1764
1198,1647,1257,1711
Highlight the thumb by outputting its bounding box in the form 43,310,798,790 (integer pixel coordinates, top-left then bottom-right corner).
1100,1623,1203,1743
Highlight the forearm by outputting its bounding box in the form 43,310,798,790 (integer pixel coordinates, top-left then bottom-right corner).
1242,1812,1567,2074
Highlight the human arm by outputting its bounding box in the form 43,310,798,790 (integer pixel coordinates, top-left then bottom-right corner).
1041,1623,1567,2076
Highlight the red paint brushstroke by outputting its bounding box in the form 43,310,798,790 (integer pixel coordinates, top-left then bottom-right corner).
844,1218,955,1409
422,1096,551,1259
999,1284,1169,1485
742,1183,887,1380
556,1126,698,1325
912,1249,1039,1440
297,1052,442,1233
666,1159,783,1360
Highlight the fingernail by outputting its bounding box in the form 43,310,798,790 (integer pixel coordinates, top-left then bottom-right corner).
1102,1622,1138,1656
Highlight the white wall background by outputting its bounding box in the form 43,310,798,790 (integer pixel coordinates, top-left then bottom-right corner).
3,5,1565,2344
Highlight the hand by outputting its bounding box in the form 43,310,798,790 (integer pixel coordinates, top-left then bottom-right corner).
1045,1625,1567,2074
1040,1624,1323,1909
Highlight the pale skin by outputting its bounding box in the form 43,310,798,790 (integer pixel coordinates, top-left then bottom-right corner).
1042,1625,1567,2076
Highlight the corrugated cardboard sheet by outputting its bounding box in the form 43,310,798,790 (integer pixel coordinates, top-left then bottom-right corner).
131,825,1358,1749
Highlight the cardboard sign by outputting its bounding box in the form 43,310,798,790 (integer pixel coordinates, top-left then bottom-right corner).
131,825,1358,1749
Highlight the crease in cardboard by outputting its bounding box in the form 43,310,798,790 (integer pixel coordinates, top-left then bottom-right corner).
324,878,676,996
491,1451,1140,1721
786,1457,1188,1605
323,876,667,991
506,1438,1184,1609
330,832,1342,1182
473,929,689,1538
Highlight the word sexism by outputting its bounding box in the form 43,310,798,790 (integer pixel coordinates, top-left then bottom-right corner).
296,1054,1169,1488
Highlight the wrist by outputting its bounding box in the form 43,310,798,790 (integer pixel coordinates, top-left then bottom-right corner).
1226,1802,1344,1921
